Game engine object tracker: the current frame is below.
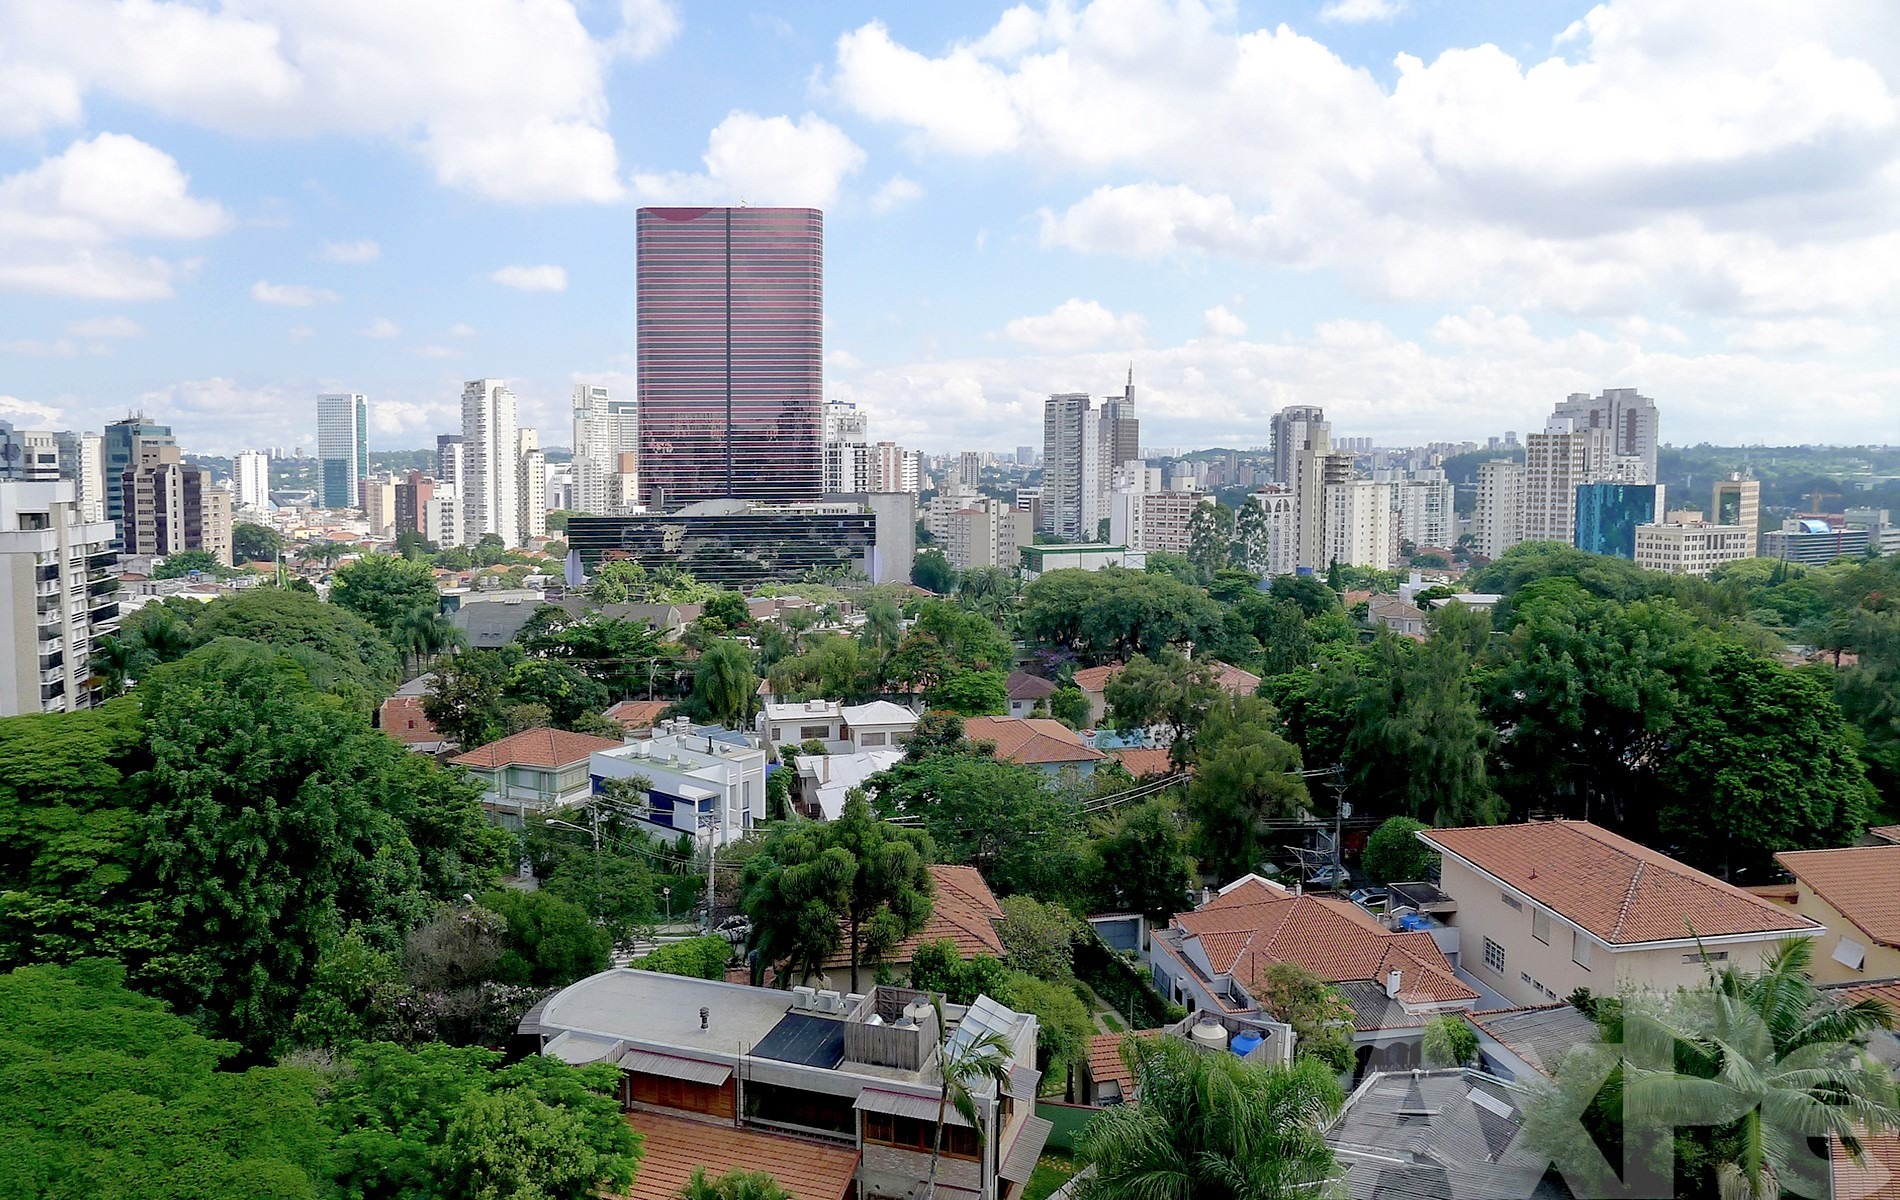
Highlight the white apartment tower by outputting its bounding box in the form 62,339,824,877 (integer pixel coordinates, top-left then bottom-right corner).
0,480,118,716
518,427,547,541
1551,388,1659,484
460,379,520,547
1245,487,1299,577
234,450,270,511
1523,418,1590,545
1392,471,1454,549
572,384,638,514
1270,405,1327,485
1324,480,1397,571
1042,393,1093,540
1474,461,1524,560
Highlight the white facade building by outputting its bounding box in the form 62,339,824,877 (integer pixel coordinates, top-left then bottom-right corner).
1392,472,1454,549
591,721,769,847
1244,487,1299,576
461,379,520,547
0,480,118,716
572,384,638,515
1041,392,1093,540
518,427,547,541
1551,388,1659,484
945,498,1033,571
1633,522,1754,576
1523,420,1588,546
1110,488,1201,557
1324,480,1396,570
424,483,461,548
1474,461,1524,560
234,450,270,511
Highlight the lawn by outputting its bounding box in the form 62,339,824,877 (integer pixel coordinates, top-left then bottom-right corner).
1023,1152,1076,1200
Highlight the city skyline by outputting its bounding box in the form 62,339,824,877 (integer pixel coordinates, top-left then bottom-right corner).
1,2,1897,455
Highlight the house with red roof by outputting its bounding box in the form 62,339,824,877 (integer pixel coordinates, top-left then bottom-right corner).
450,727,626,828
1149,875,1480,1076
377,694,453,755
961,715,1107,777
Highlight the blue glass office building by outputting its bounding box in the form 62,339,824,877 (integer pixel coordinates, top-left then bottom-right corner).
1574,482,1664,559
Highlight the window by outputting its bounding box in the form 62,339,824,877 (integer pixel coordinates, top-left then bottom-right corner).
1501,892,1523,912
1572,931,1592,970
860,731,886,747
1833,938,1868,971
1681,951,1729,964
1532,910,1551,944
1483,937,1505,974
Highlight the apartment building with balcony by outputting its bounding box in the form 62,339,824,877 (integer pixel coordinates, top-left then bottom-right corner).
0,480,119,716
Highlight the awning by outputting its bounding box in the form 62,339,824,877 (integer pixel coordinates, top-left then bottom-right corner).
998,1115,1055,1184
1007,1062,1041,1102
619,1047,733,1087
854,1087,973,1128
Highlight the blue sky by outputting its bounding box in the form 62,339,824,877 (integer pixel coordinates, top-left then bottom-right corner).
1,0,1896,455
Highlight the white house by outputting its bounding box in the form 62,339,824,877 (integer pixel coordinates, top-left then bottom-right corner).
759,699,917,755
590,719,768,847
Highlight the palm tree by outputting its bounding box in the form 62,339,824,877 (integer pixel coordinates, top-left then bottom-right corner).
677,1167,790,1200
90,634,143,698
391,606,461,675
1620,939,1900,1200
1074,1034,1345,1200
927,1005,1016,1200
691,638,758,729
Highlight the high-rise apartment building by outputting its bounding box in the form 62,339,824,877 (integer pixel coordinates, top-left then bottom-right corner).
460,379,519,546
957,452,983,493
52,430,106,523
1474,461,1524,560
1552,388,1658,483
101,415,173,538
572,384,639,515
1324,480,1396,570
436,434,465,494
1523,419,1590,545
1243,487,1299,576
316,393,369,510
943,497,1033,572
394,471,434,538
1041,393,1093,540
1100,372,1141,474
870,442,919,494
234,450,270,511
824,400,868,445
636,206,823,509
121,441,231,566
1109,488,1202,557
0,480,118,716
1711,475,1760,555
518,427,547,541
1287,411,1336,570
360,474,398,538
1270,405,1327,486
1392,471,1455,549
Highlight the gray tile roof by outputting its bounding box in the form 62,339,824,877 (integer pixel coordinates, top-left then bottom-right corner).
1469,1005,1600,1078
1328,1068,1572,1200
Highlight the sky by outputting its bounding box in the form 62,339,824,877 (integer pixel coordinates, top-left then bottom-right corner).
1,0,1898,456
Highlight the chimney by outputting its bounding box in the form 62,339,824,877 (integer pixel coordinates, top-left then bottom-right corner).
1385,969,1402,999
699,1006,709,1031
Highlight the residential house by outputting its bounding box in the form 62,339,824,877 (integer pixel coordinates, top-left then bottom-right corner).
1420,821,1820,1010
961,715,1107,777
450,727,625,828
1148,876,1480,1076
604,699,669,734
620,1109,860,1200
590,720,768,847
1464,1003,1602,1083
1766,845,1900,984
1328,1068,1573,1200
1072,660,1260,730
818,864,1006,987
527,969,1048,1200
758,699,918,755
1367,595,1429,639
377,694,453,755
1079,1014,1289,1108
1005,670,1056,718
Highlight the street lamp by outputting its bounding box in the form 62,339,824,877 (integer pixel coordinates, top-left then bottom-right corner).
662,885,671,924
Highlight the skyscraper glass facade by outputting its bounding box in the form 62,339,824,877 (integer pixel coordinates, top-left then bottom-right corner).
636,207,823,510
1574,482,1663,559
316,393,368,510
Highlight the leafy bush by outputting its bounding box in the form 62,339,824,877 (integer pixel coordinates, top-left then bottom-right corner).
1421,1015,1479,1068
636,936,733,980
1362,817,1438,882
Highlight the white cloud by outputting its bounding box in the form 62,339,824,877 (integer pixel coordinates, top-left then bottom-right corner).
449,322,477,337
412,344,458,358
319,239,380,263
0,0,631,204
869,175,925,214
1318,0,1407,23
1202,304,1247,337
632,111,866,209
251,280,339,306
0,133,230,299
831,0,1900,319
826,348,863,370
65,316,143,338
0,338,80,357
1722,317,1882,354
489,264,568,292
288,325,315,340
360,317,402,339
1002,298,1147,352
0,394,63,423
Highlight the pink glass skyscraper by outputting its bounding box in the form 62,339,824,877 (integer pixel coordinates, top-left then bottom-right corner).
636,206,824,509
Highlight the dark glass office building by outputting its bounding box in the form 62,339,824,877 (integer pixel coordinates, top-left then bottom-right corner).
1574,482,1664,559
636,207,823,510
565,496,915,590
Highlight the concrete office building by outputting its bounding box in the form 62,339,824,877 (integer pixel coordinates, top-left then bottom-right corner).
233,450,269,511
460,379,519,547
1711,475,1761,555
566,494,916,588
1763,519,1871,566
316,392,368,510
101,415,173,538
1633,521,1754,576
0,480,118,716
636,206,824,509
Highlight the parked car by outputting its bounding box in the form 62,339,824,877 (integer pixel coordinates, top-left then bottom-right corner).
1305,864,1350,888
714,915,752,944
1348,886,1389,911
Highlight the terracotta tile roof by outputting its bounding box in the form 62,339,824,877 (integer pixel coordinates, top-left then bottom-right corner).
1777,846,1900,949
1871,826,1900,846
1086,1029,1163,1098
824,863,1004,970
1828,979,1900,1019
1172,887,1476,1026
1071,664,1122,694
378,695,445,746
963,715,1106,766
1832,1127,1900,1200
1423,820,1820,945
1005,670,1058,701
449,727,624,770
604,699,669,731
617,1110,859,1200
1207,661,1262,696
1112,747,1175,778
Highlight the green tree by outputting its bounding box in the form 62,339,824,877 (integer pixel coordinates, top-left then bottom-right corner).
925,668,1007,716
193,585,400,704
390,606,461,677
996,894,1082,982
740,825,853,986
679,1167,792,1200
1187,501,1235,581
1049,685,1091,729
1086,797,1197,920
329,553,442,635
1421,1014,1478,1067
1076,1035,1344,1200
691,638,758,729
1186,695,1309,881
831,793,936,993
1002,969,1092,1077
480,888,611,988
908,940,1012,1005
232,521,284,564
152,548,229,579
1255,961,1356,1072
1101,648,1218,751
424,649,517,748
870,754,1087,903
636,936,733,980
1361,816,1438,883
912,547,957,594
1019,568,1223,664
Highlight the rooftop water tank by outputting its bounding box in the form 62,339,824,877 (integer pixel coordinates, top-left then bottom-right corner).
1230,1030,1263,1058
1190,1020,1226,1050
